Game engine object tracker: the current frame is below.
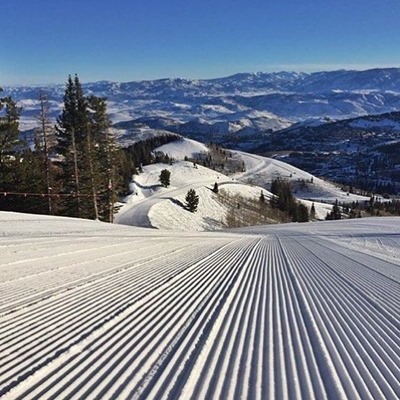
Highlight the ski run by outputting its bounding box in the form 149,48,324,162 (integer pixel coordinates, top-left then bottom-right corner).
0,212,399,399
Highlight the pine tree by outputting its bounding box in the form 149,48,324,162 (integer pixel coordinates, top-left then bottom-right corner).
310,202,316,219
296,203,309,222
35,90,57,214
56,75,109,220
332,199,342,220
87,95,121,222
56,75,84,217
9,149,49,214
270,178,296,213
259,190,265,203
185,188,199,212
159,169,171,187
213,182,219,193
326,200,342,220
0,96,21,206
0,96,21,171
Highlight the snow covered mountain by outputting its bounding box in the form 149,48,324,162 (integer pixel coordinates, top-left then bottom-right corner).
4,68,400,132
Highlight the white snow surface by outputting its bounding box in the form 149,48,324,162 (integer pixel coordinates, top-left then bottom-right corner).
1,212,399,399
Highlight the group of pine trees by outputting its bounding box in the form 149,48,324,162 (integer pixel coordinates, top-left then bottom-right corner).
0,75,122,222
269,178,309,222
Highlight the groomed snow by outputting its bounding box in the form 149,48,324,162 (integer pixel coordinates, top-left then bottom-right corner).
1,213,399,399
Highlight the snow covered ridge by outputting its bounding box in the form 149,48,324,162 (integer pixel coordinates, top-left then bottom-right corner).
1,212,399,399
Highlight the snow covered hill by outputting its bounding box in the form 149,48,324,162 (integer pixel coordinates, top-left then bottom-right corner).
115,138,368,230
1,212,399,399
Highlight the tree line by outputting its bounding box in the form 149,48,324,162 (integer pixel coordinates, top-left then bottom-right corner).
0,75,175,222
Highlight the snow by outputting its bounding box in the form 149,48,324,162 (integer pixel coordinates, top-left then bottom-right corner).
156,138,209,160
1,212,399,399
116,127,178,147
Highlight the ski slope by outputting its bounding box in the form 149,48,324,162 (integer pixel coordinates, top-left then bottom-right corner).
115,161,236,229
116,138,360,230
154,138,369,203
1,212,399,399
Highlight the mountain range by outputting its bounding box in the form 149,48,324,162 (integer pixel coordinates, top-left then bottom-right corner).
4,68,400,133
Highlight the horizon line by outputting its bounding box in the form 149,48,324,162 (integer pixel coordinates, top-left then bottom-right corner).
2,64,400,87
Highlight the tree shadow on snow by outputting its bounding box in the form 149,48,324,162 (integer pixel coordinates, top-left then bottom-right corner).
168,198,187,210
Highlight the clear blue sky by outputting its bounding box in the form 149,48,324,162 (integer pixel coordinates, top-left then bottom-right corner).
2,0,400,85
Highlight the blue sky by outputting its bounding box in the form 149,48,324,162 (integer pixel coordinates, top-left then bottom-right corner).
2,0,400,85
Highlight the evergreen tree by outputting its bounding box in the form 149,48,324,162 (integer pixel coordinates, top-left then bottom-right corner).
159,169,171,187
310,202,316,219
185,188,199,212
326,199,342,220
56,75,120,221
9,149,48,214
87,95,121,222
213,182,219,193
270,178,297,214
259,190,265,203
332,199,342,220
0,96,21,205
35,90,57,214
0,96,21,171
296,203,309,222
56,75,86,217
